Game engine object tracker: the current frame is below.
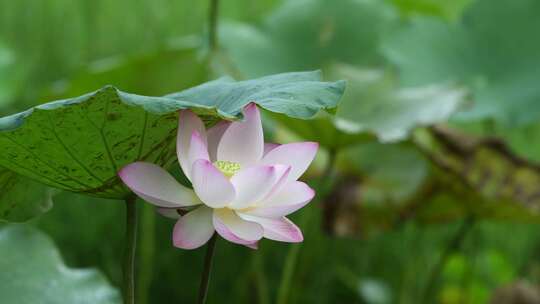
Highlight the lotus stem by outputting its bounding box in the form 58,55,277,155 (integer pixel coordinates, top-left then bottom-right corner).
208,0,219,52
198,234,218,304
123,195,138,304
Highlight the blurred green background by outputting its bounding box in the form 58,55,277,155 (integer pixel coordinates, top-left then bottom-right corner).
2,0,540,303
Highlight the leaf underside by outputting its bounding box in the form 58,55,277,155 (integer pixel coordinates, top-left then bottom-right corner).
0,71,345,198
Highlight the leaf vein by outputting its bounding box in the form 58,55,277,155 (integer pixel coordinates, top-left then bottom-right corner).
77,98,119,177
45,112,106,185
99,98,119,175
137,112,149,160
0,148,79,190
0,133,93,189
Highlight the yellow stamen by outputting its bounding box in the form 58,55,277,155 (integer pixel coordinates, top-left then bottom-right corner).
214,160,241,178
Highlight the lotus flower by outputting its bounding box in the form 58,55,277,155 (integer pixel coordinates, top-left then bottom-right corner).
118,103,317,249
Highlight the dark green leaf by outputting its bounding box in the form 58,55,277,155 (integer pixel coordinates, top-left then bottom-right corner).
0,87,182,198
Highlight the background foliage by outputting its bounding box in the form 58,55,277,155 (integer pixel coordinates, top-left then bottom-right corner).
1,0,540,303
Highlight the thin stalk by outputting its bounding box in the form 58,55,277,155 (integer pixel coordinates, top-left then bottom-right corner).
252,253,270,304
276,241,302,304
276,150,338,304
194,1,220,303
321,149,338,186
422,216,475,303
137,203,156,304
198,234,218,304
208,0,219,52
123,195,138,304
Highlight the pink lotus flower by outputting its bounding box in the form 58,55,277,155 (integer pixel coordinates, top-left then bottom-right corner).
118,103,317,249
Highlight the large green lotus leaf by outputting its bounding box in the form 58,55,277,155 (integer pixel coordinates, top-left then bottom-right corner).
0,87,182,198
382,0,540,125
0,71,344,198
0,44,209,215
0,167,52,222
0,225,120,304
219,0,399,78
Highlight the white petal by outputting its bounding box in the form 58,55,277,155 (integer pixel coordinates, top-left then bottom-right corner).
177,110,207,180
262,165,291,201
213,218,258,247
238,214,303,243
229,165,282,209
207,121,230,162
244,181,315,217
263,143,279,156
191,159,235,208
119,162,200,208
213,208,263,242
217,103,264,167
173,206,214,249
188,130,210,167
261,142,318,182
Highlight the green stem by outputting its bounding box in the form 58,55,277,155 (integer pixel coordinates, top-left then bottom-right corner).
208,0,219,52
422,216,475,303
321,149,338,185
123,195,138,304
276,150,339,304
276,236,303,304
253,253,270,304
195,2,220,299
137,203,156,304
198,234,217,304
